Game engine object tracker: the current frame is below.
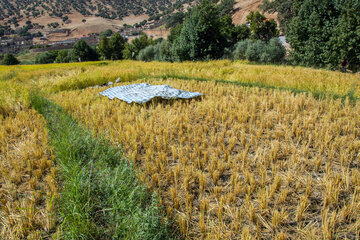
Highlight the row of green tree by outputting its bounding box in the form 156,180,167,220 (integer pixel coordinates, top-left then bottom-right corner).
105,0,285,63
262,0,360,72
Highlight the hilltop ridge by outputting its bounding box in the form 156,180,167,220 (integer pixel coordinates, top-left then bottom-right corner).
0,0,190,22
0,0,277,49
0,0,275,28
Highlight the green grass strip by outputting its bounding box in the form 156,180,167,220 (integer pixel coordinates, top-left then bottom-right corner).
30,94,176,240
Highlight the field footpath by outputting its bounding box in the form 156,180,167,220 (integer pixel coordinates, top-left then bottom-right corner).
143,74,359,103
30,94,177,239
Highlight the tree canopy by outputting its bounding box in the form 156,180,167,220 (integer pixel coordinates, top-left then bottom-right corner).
247,11,279,42
123,32,154,60
171,0,240,61
71,39,99,62
286,0,360,71
2,53,19,65
109,33,127,60
97,36,112,60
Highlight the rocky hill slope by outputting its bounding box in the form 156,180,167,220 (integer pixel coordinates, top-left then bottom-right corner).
0,0,193,24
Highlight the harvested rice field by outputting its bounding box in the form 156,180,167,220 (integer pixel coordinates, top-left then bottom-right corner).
1,60,360,239
0,109,57,239
51,78,360,239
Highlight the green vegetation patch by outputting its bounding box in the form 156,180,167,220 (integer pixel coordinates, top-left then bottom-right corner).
30,94,176,239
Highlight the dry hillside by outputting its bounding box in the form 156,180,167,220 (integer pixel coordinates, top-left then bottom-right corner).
232,0,277,25
1,0,277,44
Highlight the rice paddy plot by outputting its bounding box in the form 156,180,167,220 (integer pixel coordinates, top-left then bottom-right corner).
51,78,360,239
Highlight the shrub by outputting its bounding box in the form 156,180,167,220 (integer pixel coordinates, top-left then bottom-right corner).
233,39,252,60
261,38,286,63
137,45,155,62
55,50,71,63
35,51,58,64
102,29,113,37
137,40,172,62
154,40,171,61
233,38,286,64
260,52,272,63
245,40,265,62
2,53,20,65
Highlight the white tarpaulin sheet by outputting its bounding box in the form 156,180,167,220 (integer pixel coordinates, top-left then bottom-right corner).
100,83,203,104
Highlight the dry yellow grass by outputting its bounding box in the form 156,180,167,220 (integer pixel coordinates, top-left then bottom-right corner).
51,78,360,239
1,60,358,97
0,109,57,239
1,60,359,239
0,71,57,238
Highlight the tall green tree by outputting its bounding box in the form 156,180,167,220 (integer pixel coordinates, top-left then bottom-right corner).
71,39,98,62
247,11,279,42
330,1,360,72
286,0,340,68
263,0,360,71
171,0,226,61
167,24,182,44
220,15,250,49
97,36,112,60
109,33,126,60
122,43,137,60
165,12,185,28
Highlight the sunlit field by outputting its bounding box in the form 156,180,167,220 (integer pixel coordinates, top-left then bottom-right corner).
1,60,359,239
0,109,57,239
51,78,360,239
0,60,358,97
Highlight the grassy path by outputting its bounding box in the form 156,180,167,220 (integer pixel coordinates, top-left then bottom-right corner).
145,74,359,102
30,94,176,240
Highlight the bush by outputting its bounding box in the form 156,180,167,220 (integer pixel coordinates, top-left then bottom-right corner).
2,53,20,65
233,39,252,60
35,51,58,64
260,52,272,63
137,40,172,62
233,38,286,64
261,38,286,63
55,50,71,63
245,40,265,62
155,40,171,61
137,45,156,62
102,29,113,37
